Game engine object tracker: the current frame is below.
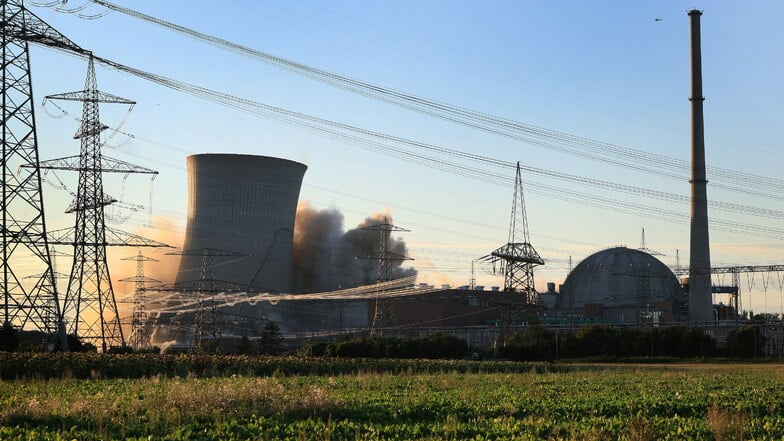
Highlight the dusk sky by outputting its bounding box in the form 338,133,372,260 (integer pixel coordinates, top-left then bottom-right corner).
26,1,784,315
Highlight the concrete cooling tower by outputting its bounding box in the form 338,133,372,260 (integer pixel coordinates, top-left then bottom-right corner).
175,154,307,293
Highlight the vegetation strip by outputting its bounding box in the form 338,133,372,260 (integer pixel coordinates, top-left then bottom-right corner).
0,353,557,380
2,365,783,440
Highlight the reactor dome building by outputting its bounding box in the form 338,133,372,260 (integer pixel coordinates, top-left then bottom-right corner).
556,246,687,323
175,154,307,293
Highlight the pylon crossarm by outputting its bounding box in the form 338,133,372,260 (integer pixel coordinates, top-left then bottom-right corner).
98,156,157,174
34,156,81,171
34,155,157,174
46,227,75,245
10,6,87,55
361,250,412,262
45,90,135,105
118,275,159,284
103,227,171,247
48,226,169,248
489,243,544,266
120,254,157,262
2,228,47,244
65,193,116,213
674,264,784,276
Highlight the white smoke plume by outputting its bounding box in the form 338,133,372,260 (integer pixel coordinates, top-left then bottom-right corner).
292,202,417,293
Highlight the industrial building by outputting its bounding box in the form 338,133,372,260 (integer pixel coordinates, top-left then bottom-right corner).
145,143,742,349
554,247,687,323
373,247,688,330
146,147,722,347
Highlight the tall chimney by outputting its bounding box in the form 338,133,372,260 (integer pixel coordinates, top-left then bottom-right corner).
687,10,713,322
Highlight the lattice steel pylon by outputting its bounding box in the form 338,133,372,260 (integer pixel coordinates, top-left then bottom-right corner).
166,248,246,352
119,250,158,351
361,217,412,336
0,0,88,348
638,227,663,256
480,162,544,304
38,55,166,352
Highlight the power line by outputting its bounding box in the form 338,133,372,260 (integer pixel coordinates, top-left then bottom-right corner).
77,55,781,240
72,0,784,199
24,13,782,242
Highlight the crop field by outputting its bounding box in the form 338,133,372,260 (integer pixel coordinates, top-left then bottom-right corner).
1,359,783,440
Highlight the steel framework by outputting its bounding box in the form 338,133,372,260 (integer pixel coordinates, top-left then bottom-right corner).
638,228,663,256
38,56,165,351
675,264,784,319
166,248,246,351
480,162,544,303
120,250,158,350
0,0,90,347
361,217,412,336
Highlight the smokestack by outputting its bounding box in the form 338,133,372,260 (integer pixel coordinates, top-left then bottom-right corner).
687,10,713,322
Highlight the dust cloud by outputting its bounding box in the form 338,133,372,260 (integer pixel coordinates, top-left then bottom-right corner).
292,201,416,293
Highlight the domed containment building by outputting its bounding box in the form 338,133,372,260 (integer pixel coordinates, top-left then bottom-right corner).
557,247,687,323
175,154,307,293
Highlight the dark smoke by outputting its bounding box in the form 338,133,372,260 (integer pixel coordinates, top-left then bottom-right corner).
292,202,417,293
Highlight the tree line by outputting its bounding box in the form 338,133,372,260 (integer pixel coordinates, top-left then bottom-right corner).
1,322,770,360
307,324,768,361
496,324,766,361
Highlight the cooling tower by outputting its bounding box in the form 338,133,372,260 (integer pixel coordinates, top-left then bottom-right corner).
175,154,307,293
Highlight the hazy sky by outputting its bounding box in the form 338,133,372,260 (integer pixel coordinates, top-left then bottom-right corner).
26,1,784,314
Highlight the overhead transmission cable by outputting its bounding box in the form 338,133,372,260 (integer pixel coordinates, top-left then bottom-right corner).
79,54,784,213
28,32,783,240
69,54,784,240
76,0,784,199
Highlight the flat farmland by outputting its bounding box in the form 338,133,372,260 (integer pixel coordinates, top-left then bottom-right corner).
1,359,782,440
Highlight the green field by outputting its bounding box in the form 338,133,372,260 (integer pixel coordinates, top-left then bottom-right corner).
1,359,783,440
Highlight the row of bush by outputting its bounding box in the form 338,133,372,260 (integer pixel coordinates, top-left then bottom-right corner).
304,333,472,359
0,326,96,353
0,352,555,380
303,325,768,362
1,323,770,366
498,324,766,361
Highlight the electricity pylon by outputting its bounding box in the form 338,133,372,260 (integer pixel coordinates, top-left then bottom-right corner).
0,0,89,348
480,162,544,352
362,217,413,336
480,162,544,304
120,250,158,351
638,227,663,256
38,56,167,352
166,248,246,352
